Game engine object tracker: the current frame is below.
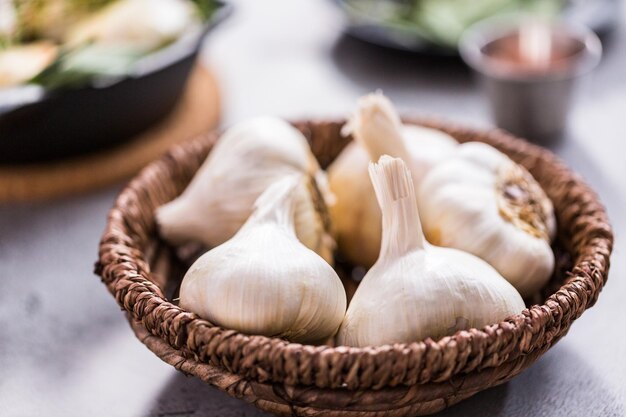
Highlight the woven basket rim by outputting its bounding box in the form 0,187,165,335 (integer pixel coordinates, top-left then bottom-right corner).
96,118,613,390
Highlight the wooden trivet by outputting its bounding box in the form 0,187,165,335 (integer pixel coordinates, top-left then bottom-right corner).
0,64,220,203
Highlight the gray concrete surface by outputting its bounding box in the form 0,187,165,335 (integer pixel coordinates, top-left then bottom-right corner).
1,1,625,416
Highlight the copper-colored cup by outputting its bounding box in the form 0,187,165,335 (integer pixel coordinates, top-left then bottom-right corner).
460,18,602,144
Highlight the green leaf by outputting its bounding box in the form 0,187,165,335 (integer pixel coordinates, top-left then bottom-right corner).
190,0,219,21
343,0,565,48
31,43,144,89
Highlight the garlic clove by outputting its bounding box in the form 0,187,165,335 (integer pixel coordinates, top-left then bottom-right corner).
342,92,412,166
418,141,556,297
336,156,525,347
180,175,347,343
156,117,335,264
328,92,457,268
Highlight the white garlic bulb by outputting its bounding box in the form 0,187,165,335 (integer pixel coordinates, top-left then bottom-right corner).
328,92,457,267
156,116,335,264
418,142,556,297
336,156,525,347
180,175,347,343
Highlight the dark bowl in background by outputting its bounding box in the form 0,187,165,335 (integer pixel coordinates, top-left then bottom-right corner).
0,1,232,165
333,0,620,55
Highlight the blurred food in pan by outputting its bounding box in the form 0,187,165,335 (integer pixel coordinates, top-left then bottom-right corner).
0,0,217,90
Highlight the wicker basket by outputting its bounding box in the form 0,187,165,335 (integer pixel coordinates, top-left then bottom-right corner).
96,119,613,416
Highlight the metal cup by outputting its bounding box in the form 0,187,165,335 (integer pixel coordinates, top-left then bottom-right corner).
460,18,602,144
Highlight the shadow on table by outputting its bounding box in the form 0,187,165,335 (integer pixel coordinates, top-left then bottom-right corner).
329,34,473,96
146,372,269,417
145,344,622,417
437,344,623,417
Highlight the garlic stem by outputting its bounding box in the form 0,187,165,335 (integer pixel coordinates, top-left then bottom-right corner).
156,197,205,245
348,92,414,173
242,173,297,235
369,156,425,259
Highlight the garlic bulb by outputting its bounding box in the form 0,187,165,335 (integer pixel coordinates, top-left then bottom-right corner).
156,117,335,264
418,142,556,297
180,175,347,343
329,92,457,267
336,156,525,347
66,0,200,52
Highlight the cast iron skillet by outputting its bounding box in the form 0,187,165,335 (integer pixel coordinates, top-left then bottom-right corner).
0,1,232,165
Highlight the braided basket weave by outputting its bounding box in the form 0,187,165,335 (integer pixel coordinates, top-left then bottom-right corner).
96,119,613,416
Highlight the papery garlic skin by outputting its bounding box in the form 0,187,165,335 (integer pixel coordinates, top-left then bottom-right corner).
327,143,381,267
156,117,335,263
402,125,460,184
418,142,556,297
180,176,346,343
338,246,527,346
329,92,457,267
336,156,525,347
